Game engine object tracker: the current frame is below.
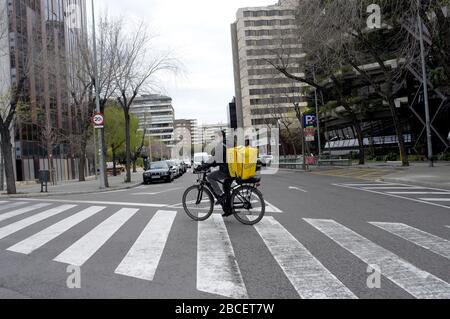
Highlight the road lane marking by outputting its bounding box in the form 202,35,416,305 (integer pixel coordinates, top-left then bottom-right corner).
370,222,450,260
115,211,177,281
289,186,308,193
254,217,356,299
0,205,77,240
335,183,397,187
197,214,248,299
305,219,450,299
388,192,450,195
363,187,423,190
0,203,51,223
17,198,167,208
0,202,28,212
7,206,106,255
131,188,182,196
54,208,139,267
333,184,450,210
420,198,450,202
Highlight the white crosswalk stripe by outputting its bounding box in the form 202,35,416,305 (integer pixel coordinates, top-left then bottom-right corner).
54,208,139,267
0,203,52,223
115,211,177,281
370,222,450,260
197,214,248,299
0,202,28,212
254,217,356,299
1,200,450,299
305,219,450,299
7,206,106,255
0,205,77,240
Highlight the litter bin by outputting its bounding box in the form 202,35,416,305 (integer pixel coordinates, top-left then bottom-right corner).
39,170,50,193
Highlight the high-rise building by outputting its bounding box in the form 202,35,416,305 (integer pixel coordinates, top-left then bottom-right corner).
198,123,230,145
173,119,200,146
0,0,88,182
231,0,307,129
130,94,175,145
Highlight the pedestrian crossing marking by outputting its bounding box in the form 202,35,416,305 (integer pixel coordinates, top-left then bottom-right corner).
370,222,450,260
254,217,357,299
115,211,177,281
0,205,77,241
0,202,29,212
7,206,107,255
197,214,248,299
54,208,139,267
305,219,450,299
334,183,450,210
0,203,52,223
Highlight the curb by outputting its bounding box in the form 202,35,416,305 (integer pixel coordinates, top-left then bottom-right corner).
380,177,450,191
0,182,143,199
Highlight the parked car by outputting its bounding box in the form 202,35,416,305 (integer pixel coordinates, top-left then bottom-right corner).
177,159,187,174
183,158,192,168
143,161,173,184
193,153,210,171
166,160,181,178
258,154,274,166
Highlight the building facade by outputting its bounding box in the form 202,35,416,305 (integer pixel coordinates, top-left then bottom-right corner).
130,94,175,145
198,123,230,145
231,0,306,129
0,0,89,182
173,119,200,146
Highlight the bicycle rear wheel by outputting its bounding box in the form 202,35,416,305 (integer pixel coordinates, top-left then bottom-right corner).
182,185,215,221
231,185,265,225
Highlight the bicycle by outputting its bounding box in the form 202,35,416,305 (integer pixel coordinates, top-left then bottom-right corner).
182,168,266,225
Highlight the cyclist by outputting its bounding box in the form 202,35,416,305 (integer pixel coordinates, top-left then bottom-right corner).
197,130,234,217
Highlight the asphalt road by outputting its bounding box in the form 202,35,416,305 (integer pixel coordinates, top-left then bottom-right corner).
0,169,449,299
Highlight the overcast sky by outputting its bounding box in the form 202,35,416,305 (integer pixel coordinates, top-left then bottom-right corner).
92,0,277,125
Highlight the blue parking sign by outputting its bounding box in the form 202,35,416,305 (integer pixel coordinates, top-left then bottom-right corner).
304,114,316,128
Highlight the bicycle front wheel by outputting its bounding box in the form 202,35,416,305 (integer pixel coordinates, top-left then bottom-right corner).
182,185,215,221
231,185,266,225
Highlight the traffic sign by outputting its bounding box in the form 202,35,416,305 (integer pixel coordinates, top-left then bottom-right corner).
93,113,104,128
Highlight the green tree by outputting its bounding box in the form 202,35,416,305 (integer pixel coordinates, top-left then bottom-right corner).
104,103,125,176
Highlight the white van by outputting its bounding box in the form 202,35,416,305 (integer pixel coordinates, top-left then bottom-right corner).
193,152,210,170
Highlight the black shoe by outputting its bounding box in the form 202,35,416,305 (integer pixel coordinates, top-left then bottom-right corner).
215,195,227,206
222,210,233,217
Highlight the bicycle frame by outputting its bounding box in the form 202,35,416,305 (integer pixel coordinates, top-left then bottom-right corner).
194,170,259,210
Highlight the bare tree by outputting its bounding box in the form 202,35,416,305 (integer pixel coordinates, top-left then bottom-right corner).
112,20,179,183
0,3,29,193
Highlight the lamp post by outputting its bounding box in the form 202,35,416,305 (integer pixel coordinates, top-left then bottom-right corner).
91,0,106,188
417,1,433,167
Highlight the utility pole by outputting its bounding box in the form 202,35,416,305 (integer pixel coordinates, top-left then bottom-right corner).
0,137,4,192
295,103,307,171
313,69,322,158
91,0,106,188
417,2,433,167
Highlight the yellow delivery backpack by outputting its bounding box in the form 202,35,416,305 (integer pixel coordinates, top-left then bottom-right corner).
227,146,258,180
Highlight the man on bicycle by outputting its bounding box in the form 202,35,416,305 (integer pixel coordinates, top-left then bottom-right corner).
198,130,234,217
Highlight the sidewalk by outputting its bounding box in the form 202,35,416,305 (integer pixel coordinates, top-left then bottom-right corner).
380,162,450,190
0,170,144,198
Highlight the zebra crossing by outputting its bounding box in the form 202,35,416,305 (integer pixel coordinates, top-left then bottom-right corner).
0,200,449,299
334,182,450,209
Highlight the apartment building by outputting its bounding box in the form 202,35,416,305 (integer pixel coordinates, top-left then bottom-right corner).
198,123,230,145
130,94,175,145
173,119,200,146
231,0,307,129
0,0,89,182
